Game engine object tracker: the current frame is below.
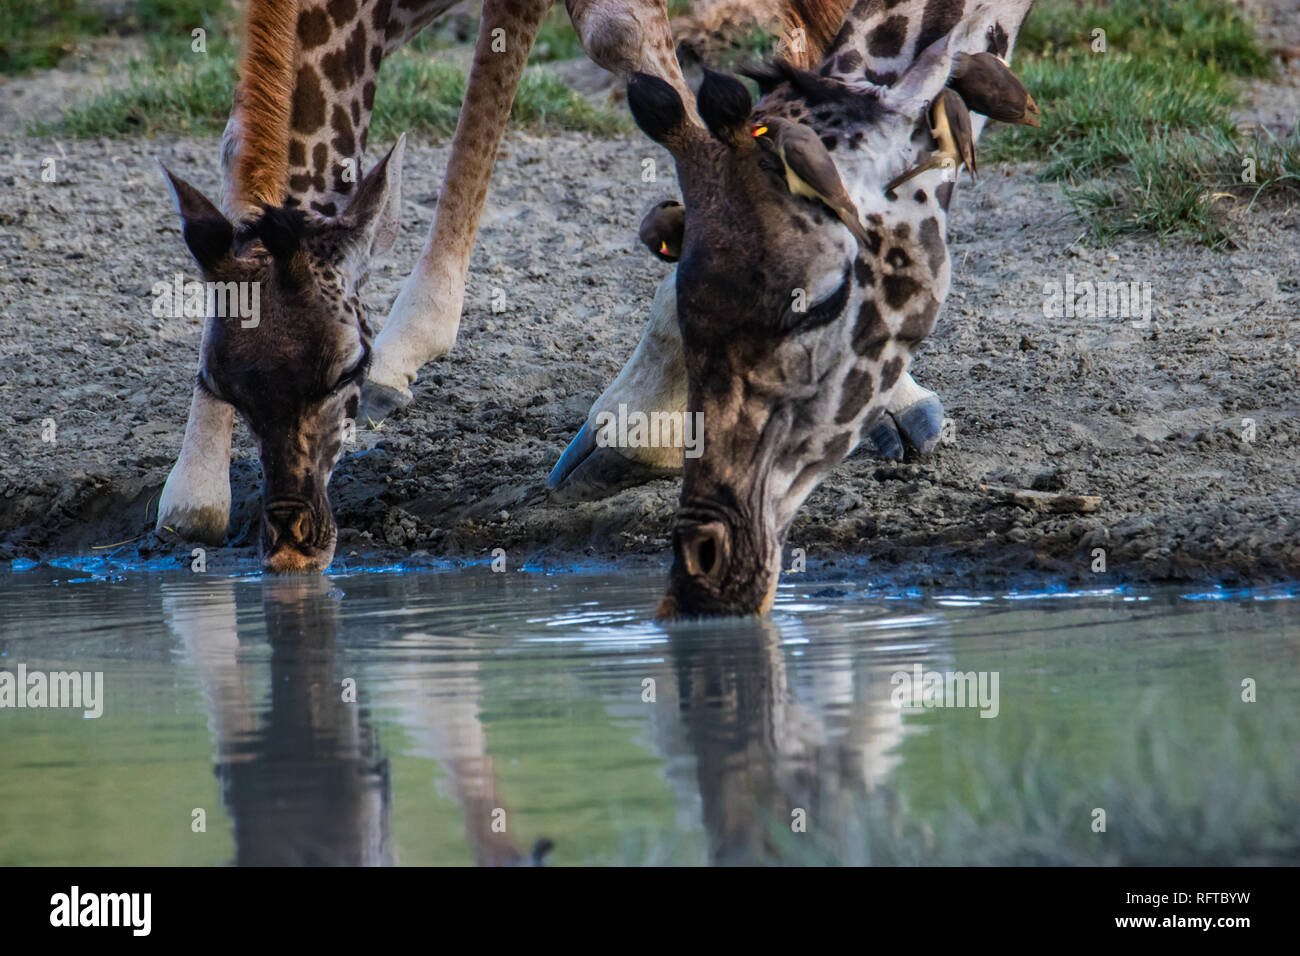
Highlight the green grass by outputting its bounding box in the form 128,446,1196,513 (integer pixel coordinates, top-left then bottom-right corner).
40,47,627,140
39,48,237,137
372,53,628,139
0,0,102,74
530,6,587,64
1016,0,1272,76
0,0,232,75
988,0,1295,249
406,5,588,64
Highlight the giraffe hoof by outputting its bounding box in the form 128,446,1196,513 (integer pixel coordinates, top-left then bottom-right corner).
867,419,905,461
894,394,945,455
358,380,412,424
547,422,679,502
155,504,229,546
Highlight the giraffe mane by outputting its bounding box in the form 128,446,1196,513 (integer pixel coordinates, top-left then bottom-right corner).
781,0,855,69
231,0,300,210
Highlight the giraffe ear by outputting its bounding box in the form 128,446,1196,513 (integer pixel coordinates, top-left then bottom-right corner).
159,162,234,273
340,133,405,259
628,72,692,153
698,69,752,146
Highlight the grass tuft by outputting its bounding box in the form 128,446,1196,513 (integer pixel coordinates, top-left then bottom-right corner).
40,48,628,140
32,49,236,137
0,0,234,76
0,0,101,75
373,53,628,139
988,0,1292,248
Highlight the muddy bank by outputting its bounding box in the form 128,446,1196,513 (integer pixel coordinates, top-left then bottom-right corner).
1,118,1297,588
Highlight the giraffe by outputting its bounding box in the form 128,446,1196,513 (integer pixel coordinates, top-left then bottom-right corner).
155,0,703,570
547,0,998,499
623,0,1037,617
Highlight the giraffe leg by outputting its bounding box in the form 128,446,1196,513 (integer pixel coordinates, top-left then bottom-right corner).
547,274,685,500
362,0,698,421
156,385,235,544
362,0,553,421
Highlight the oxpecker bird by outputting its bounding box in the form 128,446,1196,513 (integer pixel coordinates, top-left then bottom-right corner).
885,88,977,195
752,117,874,251
639,200,685,262
950,51,1040,126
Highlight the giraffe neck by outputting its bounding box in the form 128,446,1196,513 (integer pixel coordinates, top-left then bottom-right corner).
822,0,1030,85
278,0,460,218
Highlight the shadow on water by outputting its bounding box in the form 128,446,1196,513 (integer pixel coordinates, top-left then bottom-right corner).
1,564,1298,865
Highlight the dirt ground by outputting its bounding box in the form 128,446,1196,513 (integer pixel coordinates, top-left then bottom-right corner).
1,17,1297,588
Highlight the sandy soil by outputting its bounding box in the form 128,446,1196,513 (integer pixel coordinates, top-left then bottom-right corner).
0,33,1297,587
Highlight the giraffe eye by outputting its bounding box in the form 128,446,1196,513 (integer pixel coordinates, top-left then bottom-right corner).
196,370,225,402
778,263,852,335
331,343,371,392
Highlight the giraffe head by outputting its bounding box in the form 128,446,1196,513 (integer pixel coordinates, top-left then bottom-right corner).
633,34,978,617
160,138,404,573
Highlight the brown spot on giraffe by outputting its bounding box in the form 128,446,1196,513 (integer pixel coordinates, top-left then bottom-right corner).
880,356,904,391
918,216,945,275
936,180,955,210
882,273,922,309
298,7,332,50
331,104,356,158
917,0,966,52
835,367,874,424
853,300,890,359
327,0,358,28
867,15,908,58
291,65,326,133
884,245,911,270
896,298,940,347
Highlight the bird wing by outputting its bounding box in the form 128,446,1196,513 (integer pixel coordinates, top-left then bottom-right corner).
781,124,852,206
940,89,977,175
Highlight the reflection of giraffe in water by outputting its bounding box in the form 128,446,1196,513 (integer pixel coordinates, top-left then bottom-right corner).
165,576,547,865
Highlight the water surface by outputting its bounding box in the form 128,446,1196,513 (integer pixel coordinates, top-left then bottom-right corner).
2,563,1297,865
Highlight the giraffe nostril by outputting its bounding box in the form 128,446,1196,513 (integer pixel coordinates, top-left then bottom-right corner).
697,537,717,575
263,503,314,549
680,521,729,581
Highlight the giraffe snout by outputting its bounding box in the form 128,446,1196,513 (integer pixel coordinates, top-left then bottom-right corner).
261,501,335,574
